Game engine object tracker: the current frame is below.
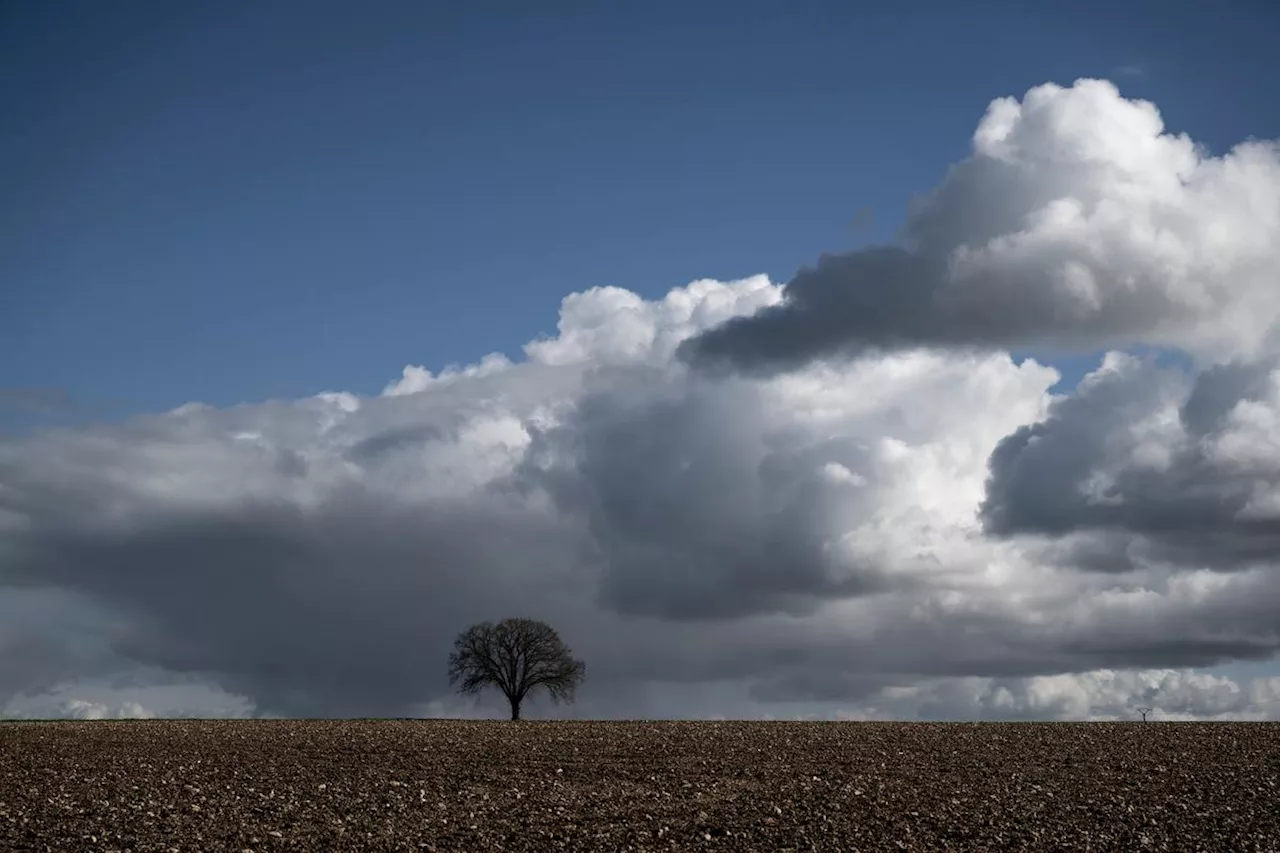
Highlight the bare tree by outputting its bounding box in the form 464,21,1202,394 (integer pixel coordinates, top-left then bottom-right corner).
448,618,586,721
1137,706,1153,722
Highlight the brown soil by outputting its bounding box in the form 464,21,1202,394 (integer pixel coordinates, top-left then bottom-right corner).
2,720,1278,852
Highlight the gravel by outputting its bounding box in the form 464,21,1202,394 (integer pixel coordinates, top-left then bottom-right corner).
2,720,1278,851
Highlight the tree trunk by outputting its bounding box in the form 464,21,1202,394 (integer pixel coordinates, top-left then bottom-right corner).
509,697,521,721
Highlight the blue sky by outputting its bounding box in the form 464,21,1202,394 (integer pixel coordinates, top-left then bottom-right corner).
5,0,1279,427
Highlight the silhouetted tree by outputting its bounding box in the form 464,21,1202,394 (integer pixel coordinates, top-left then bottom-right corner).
1137,706,1153,722
448,618,586,720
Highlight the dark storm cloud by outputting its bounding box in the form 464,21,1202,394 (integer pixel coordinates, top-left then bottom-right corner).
0,590,130,700
677,249,964,375
981,354,1280,572
680,81,1280,374
3,489,588,718
1179,360,1275,435
516,366,900,620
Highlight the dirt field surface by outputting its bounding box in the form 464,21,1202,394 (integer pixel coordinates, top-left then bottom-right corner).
2,720,1279,852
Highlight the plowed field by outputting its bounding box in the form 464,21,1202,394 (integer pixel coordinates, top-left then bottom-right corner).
2,720,1278,851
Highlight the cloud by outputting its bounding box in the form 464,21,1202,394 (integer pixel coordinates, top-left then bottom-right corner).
516,347,1053,621
982,351,1280,577
681,79,1280,373
3,675,258,720
3,80,1280,722
3,274,1278,721
53,700,154,720
824,668,1280,722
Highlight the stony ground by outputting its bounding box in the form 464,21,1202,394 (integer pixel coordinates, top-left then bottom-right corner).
1,720,1278,852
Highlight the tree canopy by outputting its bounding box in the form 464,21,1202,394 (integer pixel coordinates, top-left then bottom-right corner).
447,617,586,720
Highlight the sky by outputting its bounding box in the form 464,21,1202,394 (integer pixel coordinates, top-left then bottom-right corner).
3,0,1280,721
